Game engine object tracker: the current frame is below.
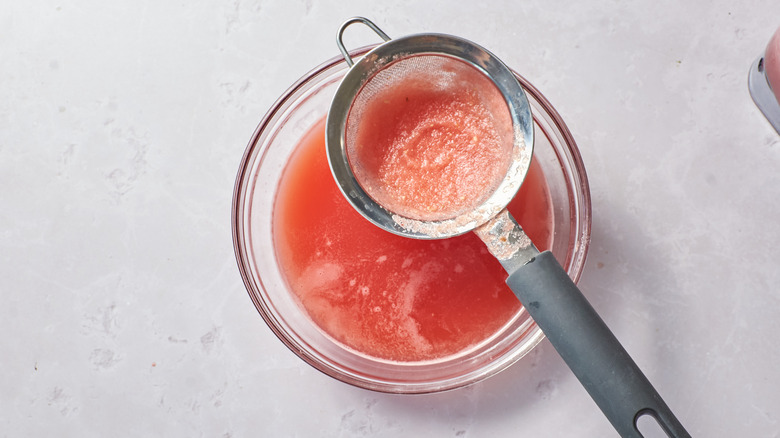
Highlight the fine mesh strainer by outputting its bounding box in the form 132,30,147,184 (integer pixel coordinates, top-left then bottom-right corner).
327,19,533,239
326,17,689,438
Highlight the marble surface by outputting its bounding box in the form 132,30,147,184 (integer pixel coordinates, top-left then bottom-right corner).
2,1,780,436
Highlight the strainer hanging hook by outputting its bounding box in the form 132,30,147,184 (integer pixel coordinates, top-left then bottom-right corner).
336,17,391,67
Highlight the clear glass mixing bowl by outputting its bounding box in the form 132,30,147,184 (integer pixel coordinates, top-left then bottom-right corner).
232,46,591,394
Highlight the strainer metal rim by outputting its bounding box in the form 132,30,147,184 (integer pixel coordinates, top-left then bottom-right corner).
326,32,535,239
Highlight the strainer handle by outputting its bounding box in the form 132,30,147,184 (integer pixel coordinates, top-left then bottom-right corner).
506,251,690,438
336,16,391,67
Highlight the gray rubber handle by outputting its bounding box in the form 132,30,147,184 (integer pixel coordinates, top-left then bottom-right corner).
507,251,690,438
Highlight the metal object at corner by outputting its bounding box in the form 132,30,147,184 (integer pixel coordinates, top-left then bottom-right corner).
748,54,780,134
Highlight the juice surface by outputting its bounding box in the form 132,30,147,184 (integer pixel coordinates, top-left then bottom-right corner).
347,56,514,221
272,118,552,362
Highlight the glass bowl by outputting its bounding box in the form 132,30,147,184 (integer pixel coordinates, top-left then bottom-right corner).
232,46,591,394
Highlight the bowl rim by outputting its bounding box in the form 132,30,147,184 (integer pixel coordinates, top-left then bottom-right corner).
231,45,592,393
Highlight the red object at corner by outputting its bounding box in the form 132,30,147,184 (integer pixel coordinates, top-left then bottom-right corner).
765,26,780,102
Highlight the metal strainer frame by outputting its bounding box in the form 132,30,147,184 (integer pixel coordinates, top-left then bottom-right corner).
326,17,534,240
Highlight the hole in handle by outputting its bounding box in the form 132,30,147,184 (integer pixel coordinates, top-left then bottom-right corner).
635,410,671,438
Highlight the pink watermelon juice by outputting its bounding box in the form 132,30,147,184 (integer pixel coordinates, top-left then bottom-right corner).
272,113,552,362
